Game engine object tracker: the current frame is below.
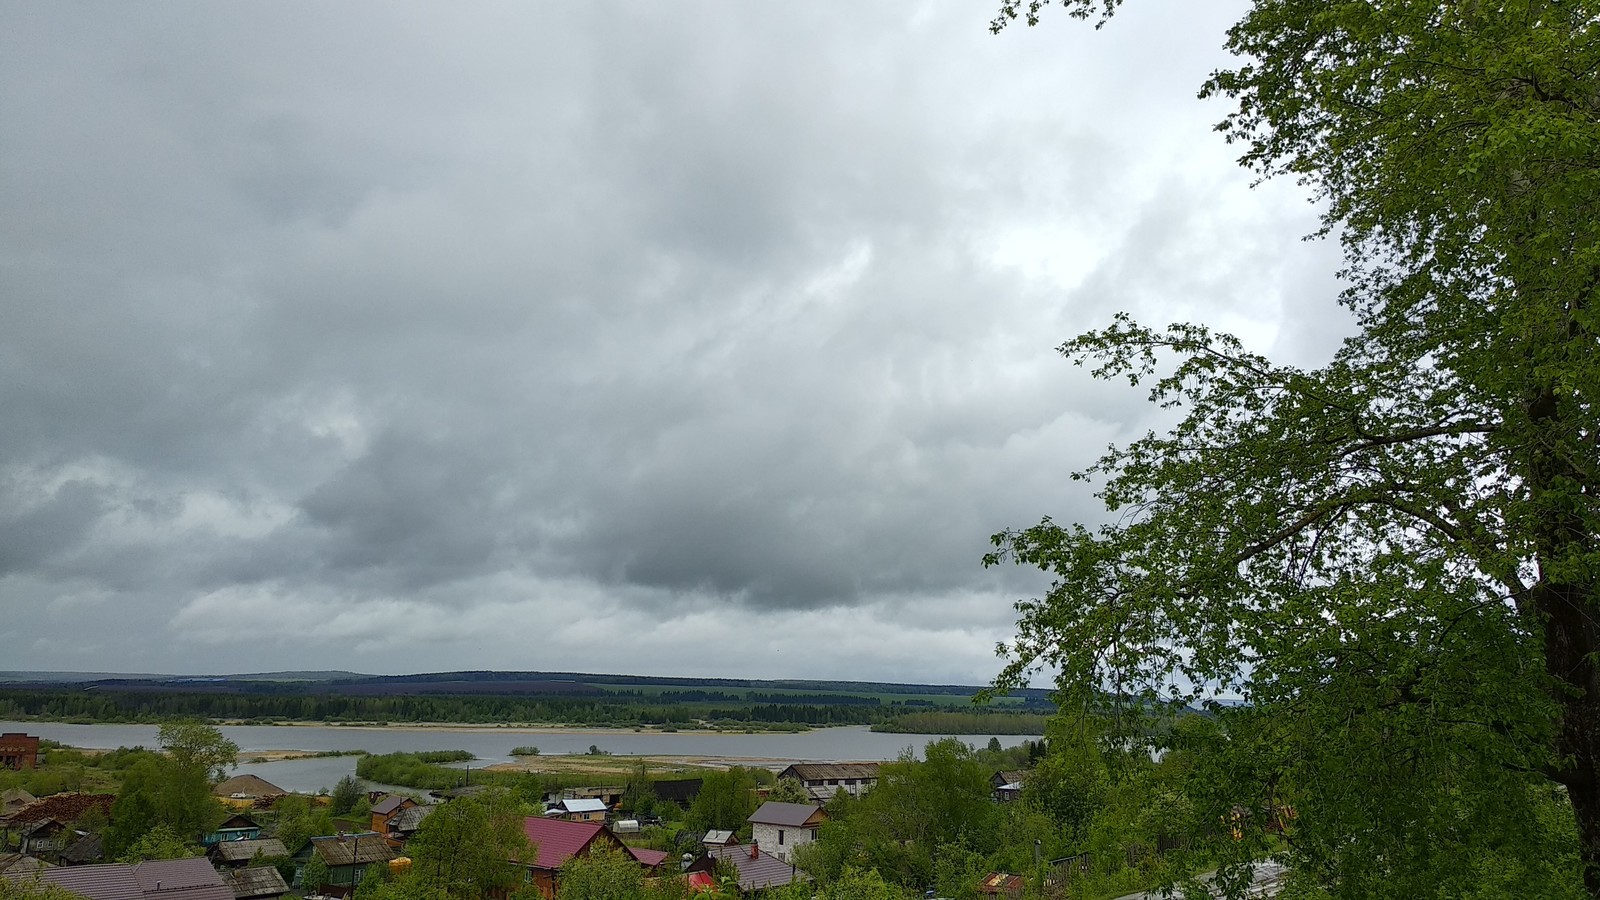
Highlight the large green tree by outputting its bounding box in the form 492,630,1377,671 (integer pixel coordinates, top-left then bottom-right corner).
989,1,1600,896
403,787,531,900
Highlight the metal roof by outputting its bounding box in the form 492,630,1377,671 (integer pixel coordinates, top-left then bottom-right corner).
747,802,824,828
705,845,810,892
557,798,607,813
518,818,613,871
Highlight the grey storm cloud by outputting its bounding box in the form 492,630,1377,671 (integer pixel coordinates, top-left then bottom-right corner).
0,0,1349,681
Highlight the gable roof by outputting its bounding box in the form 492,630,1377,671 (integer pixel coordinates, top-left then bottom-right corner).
747,802,823,828
518,818,616,871
556,798,607,814
776,763,880,782
701,830,737,846
7,859,234,900
133,857,237,900
212,776,285,799
627,848,669,869
61,833,104,865
309,835,395,867
10,863,144,900
225,867,289,900
389,806,433,832
705,845,810,892
370,796,411,816
212,840,288,864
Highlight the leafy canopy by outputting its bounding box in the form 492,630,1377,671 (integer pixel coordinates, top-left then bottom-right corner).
989,0,1600,896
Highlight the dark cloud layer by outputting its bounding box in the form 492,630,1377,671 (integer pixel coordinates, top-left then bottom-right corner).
0,1,1347,682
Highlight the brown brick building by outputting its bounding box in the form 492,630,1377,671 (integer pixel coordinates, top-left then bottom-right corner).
0,733,39,770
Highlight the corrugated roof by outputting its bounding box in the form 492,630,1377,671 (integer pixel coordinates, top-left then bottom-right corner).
776,763,880,782
627,848,668,869
701,830,736,846
747,802,823,828
557,798,607,814
705,845,809,892
213,840,288,863
11,862,145,900
518,818,610,871
226,867,288,900
133,859,237,900
309,835,395,867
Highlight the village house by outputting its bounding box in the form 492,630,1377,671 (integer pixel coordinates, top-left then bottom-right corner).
517,817,661,899
548,798,607,823
379,805,433,846
746,802,824,864
990,770,1027,803
224,866,290,900
3,857,236,900
368,795,419,837
774,762,879,802
201,814,262,847
703,843,812,893
297,833,395,898
0,734,40,771
210,838,289,869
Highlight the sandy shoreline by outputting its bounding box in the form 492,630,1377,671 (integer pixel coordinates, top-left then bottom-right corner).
218,720,815,737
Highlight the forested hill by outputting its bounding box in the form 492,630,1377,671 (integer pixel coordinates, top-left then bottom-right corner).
0,669,1056,730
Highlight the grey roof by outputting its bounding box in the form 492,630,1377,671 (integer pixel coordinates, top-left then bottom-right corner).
9,863,145,900
133,857,237,900
370,796,410,816
5,858,233,900
309,835,395,867
226,867,288,900
388,806,433,832
212,840,288,864
701,830,737,846
776,763,880,782
61,833,104,865
706,845,810,892
747,802,823,828
0,854,52,876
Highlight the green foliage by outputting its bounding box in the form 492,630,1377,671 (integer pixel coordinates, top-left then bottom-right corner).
768,777,810,804
685,767,762,835
357,753,474,791
989,0,1600,895
817,867,901,900
116,823,199,862
555,846,645,900
870,712,1048,735
302,854,332,893
270,793,335,854
510,746,540,756
799,739,998,890
157,720,239,782
103,754,227,858
404,787,531,900
331,774,364,816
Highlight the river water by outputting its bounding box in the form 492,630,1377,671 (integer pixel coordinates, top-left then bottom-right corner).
0,721,1039,793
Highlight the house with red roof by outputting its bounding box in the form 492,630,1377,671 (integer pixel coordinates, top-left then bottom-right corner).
517,817,662,898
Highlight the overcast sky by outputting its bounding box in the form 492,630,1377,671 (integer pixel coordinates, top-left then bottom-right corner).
0,1,1348,685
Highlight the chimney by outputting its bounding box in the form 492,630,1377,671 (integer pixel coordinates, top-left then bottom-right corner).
749,841,759,859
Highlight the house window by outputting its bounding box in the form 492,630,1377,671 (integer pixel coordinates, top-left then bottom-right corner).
778,829,785,845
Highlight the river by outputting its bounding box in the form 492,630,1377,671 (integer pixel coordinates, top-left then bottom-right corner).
0,721,1040,793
